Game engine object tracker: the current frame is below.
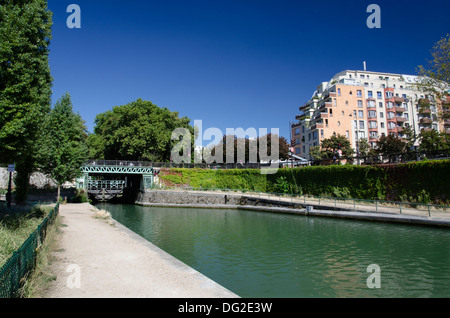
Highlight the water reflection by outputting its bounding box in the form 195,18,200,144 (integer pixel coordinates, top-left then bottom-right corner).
98,203,450,298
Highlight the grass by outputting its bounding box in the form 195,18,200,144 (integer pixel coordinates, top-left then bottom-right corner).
19,215,61,298
0,204,57,298
0,205,52,268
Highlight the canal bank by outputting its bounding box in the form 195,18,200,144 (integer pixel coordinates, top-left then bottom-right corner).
136,190,450,228
43,203,238,298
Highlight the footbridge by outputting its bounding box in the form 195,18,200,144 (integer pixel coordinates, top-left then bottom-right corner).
76,160,155,201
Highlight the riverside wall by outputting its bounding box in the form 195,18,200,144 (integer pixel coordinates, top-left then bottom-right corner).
136,190,450,228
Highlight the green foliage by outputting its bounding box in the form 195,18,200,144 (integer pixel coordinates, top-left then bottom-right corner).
0,0,53,202
418,129,450,152
87,99,195,162
376,134,407,155
274,177,290,194
320,134,354,159
35,93,88,198
417,34,450,119
69,189,88,203
159,160,450,204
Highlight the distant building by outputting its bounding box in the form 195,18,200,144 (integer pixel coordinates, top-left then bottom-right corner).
291,69,449,159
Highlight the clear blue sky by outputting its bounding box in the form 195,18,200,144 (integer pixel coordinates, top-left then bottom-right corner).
47,0,450,142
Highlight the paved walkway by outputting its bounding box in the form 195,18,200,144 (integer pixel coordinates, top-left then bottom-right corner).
184,189,450,219
43,203,238,298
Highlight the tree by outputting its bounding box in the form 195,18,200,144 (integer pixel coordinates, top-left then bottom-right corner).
417,34,450,120
357,138,370,157
210,133,289,164
320,134,354,160
418,129,450,152
87,99,195,162
376,134,407,162
308,146,322,164
0,0,53,203
36,93,89,201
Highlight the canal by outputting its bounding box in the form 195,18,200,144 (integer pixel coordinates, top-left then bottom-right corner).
97,203,450,298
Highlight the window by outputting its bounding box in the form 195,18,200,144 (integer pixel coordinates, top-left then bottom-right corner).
321,130,324,137
377,91,382,99
388,122,396,129
386,101,394,109
302,126,305,133
358,110,364,118
295,147,301,155
358,100,363,108
338,88,341,96
367,100,376,108
379,102,383,108
386,91,393,99
295,137,300,145
368,110,376,118
337,121,341,126
370,131,378,138
368,91,373,98
346,130,349,138
312,131,318,140
353,110,357,117
295,128,300,135
369,121,377,128
359,121,365,129
357,90,362,98
302,146,305,153
380,122,385,128
380,112,384,118
388,112,395,119
360,74,365,79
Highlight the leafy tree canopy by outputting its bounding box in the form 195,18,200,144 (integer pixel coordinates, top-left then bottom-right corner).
320,134,354,159
87,99,195,162
0,0,52,164
35,93,89,199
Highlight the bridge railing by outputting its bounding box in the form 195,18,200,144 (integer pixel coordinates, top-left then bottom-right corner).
85,160,272,170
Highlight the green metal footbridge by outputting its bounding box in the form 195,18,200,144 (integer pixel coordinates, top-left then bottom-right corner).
76,160,154,201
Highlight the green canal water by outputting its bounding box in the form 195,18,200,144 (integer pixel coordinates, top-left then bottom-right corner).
97,203,450,298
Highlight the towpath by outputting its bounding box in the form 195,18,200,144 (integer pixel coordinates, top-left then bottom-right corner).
43,203,238,298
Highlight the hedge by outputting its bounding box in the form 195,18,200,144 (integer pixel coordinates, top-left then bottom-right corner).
159,159,450,204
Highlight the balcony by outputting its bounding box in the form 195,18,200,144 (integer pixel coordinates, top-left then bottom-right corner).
418,98,430,107
395,106,407,112
394,96,405,103
420,117,432,125
396,117,407,123
418,108,431,114
315,112,328,120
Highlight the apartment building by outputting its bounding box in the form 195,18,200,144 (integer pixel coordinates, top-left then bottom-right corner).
291,70,447,159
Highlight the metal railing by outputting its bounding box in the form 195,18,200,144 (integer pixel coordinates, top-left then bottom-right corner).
150,186,450,218
0,202,60,298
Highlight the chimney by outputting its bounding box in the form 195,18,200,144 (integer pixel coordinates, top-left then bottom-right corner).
363,61,367,71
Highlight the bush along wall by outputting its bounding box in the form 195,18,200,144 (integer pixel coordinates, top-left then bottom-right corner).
158,160,450,205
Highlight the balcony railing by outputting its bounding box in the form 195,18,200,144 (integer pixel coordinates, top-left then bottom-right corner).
420,117,432,125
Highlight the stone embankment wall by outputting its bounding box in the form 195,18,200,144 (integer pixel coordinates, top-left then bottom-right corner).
137,190,308,210
0,167,58,189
